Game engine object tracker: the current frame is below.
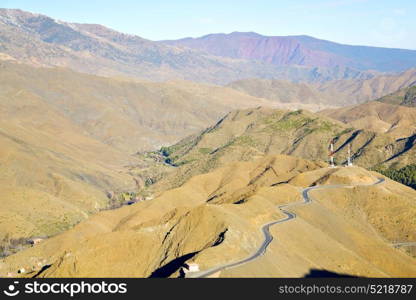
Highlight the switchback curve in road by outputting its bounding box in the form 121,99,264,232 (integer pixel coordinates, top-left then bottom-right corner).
191,176,385,278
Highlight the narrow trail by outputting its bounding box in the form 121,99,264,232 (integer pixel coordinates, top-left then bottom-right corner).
191,177,386,278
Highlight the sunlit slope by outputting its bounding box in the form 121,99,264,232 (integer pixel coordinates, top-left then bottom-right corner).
147,107,415,195
227,69,416,107
0,9,301,84
320,101,416,139
377,85,416,107
0,61,276,153
1,155,414,277
0,87,137,241
223,166,416,277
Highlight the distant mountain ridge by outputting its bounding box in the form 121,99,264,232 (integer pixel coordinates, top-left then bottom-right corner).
0,61,281,153
227,68,416,107
0,9,282,84
0,9,414,84
162,32,416,72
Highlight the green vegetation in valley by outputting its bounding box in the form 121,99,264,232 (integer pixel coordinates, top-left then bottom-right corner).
378,86,416,107
262,111,314,132
374,164,416,189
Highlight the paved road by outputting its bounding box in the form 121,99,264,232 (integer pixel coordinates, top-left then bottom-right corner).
191,176,385,278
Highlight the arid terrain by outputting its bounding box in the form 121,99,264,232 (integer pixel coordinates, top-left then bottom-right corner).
0,155,415,277
140,106,416,196
227,69,416,107
0,7,415,278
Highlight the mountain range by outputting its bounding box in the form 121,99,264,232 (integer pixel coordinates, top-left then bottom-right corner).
0,61,279,153
0,7,415,278
227,68,416,107
2,8,416,84
138,105,415,197
162,31,416,72
1,154,415,277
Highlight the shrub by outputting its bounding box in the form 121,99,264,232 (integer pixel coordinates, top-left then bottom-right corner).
374,164,416,189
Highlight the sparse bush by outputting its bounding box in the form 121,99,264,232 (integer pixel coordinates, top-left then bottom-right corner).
234,136,257,146
374,164,416,189
198,148,212,154
160,146,172,157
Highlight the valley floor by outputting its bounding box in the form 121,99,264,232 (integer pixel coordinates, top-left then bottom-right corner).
1,156,415,278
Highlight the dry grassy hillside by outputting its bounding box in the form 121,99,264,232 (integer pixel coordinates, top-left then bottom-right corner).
0,61,284,253
228,69,416,108
143,107,415,196
0,9,310,84
0,86,139,246
0,61,277,153
377,86,416,107
220,165,416,277
227,78,337,111
320,101,416,139
1,155,414,278
316,68,416,104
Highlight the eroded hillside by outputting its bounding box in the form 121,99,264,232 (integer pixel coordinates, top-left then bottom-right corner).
0,61,276,153
1,155,415,277
227,69,416,107
143,107,415,196
319,101,416,139
377,86,416,107
0,85,139,247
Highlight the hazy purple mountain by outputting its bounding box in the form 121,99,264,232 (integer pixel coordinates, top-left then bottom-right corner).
0,9,381,83
162,32,416,72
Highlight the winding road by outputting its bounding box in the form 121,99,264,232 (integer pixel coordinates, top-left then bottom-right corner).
191,176,386,278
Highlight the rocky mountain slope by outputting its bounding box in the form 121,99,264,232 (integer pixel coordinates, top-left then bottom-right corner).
0,8,372,84
144,107,415,196
316,68,416,104
2,9,415,85
1,155,415,277
0,7,415,279
0,9,289,84
0,60,281,249
227,68,416,107
319,101,416,139
0,61,279,153
2,60,414,255
0,79,139,246
318,98,416,189
227,78,335,108
377,86,416,107
162,32,416,72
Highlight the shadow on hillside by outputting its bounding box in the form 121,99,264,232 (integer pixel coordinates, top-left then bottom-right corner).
149,252,198,278
303,269,359,278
